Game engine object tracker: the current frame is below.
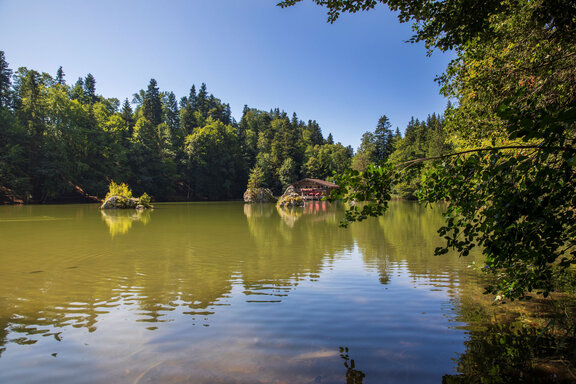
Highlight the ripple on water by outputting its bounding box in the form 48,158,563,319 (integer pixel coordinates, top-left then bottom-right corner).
0,202,481,384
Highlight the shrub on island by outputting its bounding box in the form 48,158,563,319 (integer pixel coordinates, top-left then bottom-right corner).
100,182,153,210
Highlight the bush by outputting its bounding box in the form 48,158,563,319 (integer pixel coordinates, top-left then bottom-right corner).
138,192,152,208
105,181,133,200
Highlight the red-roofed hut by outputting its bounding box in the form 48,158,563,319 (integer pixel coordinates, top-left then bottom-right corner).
291,178,338,200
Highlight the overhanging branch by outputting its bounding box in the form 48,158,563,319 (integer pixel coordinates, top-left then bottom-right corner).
396,143,576,169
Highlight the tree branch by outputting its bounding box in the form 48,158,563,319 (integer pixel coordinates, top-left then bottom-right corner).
396,144,576,169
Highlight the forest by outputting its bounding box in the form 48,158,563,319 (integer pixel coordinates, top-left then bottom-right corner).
0,50,446,204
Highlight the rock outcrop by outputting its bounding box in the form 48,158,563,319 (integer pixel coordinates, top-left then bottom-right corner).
276,185,305,208
101,195,145,210
243,188,277,203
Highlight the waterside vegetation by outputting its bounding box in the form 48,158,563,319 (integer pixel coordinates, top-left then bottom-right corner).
0,52,354,204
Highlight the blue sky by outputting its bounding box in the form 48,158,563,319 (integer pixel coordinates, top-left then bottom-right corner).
0,0,453,149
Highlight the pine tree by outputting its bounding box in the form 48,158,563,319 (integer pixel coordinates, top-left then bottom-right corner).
55,66,65,85
247,165,265,189
121,98,134,132
326,133,334,145
188,85,197,109
84,73,96,104
306,120,324,145
179,85,197,134
291,112,299,128
142,78,162,126
0,51,12,108
374,115,394,162
196,83,208,117
222,103,232,125
163,91,180,138
70,77,84,100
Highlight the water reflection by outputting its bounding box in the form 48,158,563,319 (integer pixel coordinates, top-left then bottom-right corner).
443,322,576,384
340,347,366,384
100,209,151,237
276,205,303,227
1,203,354,349
0,201,564,383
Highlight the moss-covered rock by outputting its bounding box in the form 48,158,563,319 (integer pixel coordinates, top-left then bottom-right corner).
243,188,277,203
101,195,140,209
276,186,305,208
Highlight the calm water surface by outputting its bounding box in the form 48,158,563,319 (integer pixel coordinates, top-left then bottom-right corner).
0,201,486,383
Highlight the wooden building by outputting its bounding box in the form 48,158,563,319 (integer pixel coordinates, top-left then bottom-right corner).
291,178,338,200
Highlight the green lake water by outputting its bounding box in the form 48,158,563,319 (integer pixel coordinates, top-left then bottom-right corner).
0,201,491,383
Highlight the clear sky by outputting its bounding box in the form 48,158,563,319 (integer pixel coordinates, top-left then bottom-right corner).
0,0,453,149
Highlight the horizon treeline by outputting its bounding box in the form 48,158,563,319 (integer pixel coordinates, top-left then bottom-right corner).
351,113,452,199
0,52,356,203
0,51,448,204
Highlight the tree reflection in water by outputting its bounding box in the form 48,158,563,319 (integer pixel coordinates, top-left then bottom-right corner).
443,322,576,384
100,209,151,237
340,347,366,384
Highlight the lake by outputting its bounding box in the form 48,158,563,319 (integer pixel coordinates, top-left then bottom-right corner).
0,201,493,383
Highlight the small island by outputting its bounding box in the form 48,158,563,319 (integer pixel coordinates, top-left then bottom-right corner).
100,181,153,210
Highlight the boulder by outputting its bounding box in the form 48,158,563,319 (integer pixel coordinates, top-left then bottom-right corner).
276,186,305,208
100,195,140,209
243,188,277,203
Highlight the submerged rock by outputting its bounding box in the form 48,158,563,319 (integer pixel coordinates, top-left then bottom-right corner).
243,188,277,203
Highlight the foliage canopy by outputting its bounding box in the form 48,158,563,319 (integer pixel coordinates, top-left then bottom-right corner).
286,0,576,299
0,56,353,204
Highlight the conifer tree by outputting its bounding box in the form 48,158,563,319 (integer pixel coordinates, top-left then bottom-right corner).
179,85,197,134
163,91,180,139
374,115,394,162
84,73,97,104
291,112,299,128
0,51,12,108
306,120,324,145
142,78,162,127
222,103,232,125
55,66,65,85
121,98,134,131
70,77,84,101
196,83,208,117
326,133,334,145
188,84,197,108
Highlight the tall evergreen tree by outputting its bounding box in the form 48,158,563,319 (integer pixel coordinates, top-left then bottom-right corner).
306,120,324,146
291,112,299,128
188,84,197,108
70,77,84,101
55,66,65,85
326,133,334,145
0,51,12,108
163,91,180,139
142,79,162,127
222,103,232,125
84,73,96,104
121,98,134,131
374,115,394,162
179,85,198,135
196,83,209,117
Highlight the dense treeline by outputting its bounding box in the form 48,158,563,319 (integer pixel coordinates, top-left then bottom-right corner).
0,52,353,203
351,113,451,199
